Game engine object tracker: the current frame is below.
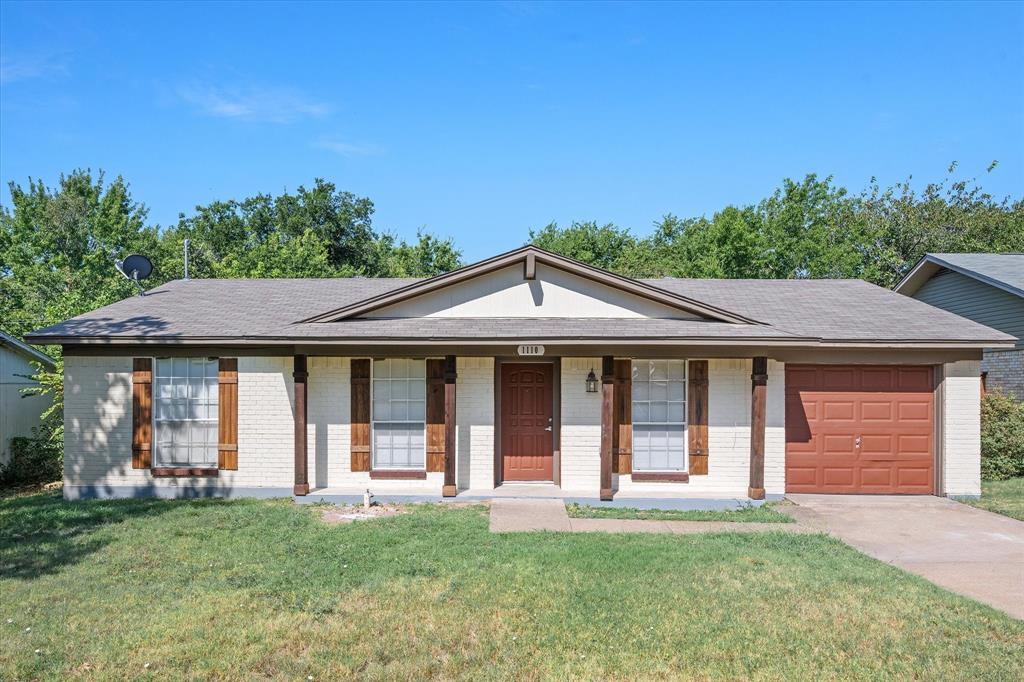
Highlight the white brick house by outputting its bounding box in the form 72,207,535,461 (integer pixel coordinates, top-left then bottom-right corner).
30,247,1013,501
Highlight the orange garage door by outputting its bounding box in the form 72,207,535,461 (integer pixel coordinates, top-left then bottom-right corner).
785,365,934,494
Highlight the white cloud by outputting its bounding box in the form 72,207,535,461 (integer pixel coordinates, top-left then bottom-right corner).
314,136,383,157
176,82,330,123
0,53,68,84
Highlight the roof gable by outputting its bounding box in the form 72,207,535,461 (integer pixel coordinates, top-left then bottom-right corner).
896,253,1024,299
299,246,760,324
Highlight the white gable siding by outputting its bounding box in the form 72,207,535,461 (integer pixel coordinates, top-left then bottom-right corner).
367,263,695,319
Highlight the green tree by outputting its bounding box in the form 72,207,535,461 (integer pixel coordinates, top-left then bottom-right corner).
0,170,159,340
528,221,637,271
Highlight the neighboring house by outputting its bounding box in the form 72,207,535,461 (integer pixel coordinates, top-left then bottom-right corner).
26,246,1014,501
896,253,1024,400
0,331,56,465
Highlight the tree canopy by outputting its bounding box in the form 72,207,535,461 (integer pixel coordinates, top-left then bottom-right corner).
2,165,1022,347
0,172,462,341
532,168,1023,286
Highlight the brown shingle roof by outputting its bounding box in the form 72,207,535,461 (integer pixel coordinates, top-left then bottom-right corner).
26,276,1014,347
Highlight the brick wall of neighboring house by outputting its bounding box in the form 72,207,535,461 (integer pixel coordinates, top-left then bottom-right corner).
982,349,1024,400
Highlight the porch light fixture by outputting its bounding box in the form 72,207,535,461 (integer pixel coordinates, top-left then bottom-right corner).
585,368,599,393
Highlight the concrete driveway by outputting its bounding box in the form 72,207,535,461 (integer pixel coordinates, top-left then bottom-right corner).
785,494,1024,619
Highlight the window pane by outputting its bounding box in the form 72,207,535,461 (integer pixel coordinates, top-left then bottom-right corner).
392,379,408,399
650,381,667,401
631,360,688,471
153,358,219,467
633,381,649,401
371,359,426,466
669,381,685,401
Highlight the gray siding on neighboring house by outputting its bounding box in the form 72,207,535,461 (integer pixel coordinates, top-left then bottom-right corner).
1,347,51,464
913,270,1024,347
912,269,1024,399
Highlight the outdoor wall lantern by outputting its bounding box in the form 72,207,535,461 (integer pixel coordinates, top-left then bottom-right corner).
585,368,599,393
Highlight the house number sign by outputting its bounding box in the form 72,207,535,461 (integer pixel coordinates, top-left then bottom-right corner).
517,344,545,357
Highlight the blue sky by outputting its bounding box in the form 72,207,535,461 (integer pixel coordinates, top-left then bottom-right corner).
2,1,1022,261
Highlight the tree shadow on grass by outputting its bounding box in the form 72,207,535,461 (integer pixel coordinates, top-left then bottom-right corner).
0,490,226,580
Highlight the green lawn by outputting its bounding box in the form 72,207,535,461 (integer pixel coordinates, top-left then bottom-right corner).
966,477,1024,521
565,501,793,523
2,492,1022,680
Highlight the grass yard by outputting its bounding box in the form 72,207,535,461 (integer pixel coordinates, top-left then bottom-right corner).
565,501,793,523
2,492,1023,680
966,477,1024,521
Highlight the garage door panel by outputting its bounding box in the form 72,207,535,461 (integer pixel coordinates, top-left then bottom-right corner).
860,467,893,487
897,401,931,421
898,367,933,391
785,365,934,494
860,434,893,458
822,434,855,455
860,401,893,421
861,368,895,390
823,400,855,421
822,368,856,390
822,467,855,486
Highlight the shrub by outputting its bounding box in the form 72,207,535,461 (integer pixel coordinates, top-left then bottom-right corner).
0,429,63,486
980,391,1024,481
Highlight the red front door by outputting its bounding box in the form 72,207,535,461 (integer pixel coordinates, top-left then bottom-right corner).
501,363,554,481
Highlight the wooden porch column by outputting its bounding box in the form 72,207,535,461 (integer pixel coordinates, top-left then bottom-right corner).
600,356,615,501
293,354,309,496
442,355,458,497
748,356,767,500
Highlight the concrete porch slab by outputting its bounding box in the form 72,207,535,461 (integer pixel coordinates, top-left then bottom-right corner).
296,483,782,511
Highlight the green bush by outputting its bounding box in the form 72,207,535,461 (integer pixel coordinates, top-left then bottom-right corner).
980,392,1024,481
1,429,62,486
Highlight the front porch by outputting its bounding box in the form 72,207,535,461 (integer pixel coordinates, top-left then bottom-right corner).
291,354,778,503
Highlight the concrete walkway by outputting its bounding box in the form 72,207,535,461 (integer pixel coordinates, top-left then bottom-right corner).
488,498,811,535
785,494,1024,620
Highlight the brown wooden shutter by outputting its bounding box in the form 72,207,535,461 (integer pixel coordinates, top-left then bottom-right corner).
218,358,238,470
688,360,709,474
350,359,371,471
425,359,446,472
132,358,153,469
612,359,632,474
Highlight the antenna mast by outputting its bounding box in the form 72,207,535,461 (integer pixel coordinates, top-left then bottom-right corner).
183,239,191,281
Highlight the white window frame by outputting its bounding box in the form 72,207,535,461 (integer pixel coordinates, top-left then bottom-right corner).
631,359,688,472
152,356,220,469
370,358,427,470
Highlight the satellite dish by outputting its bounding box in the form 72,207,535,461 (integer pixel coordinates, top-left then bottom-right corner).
121,254,153,280
114,253,154,296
